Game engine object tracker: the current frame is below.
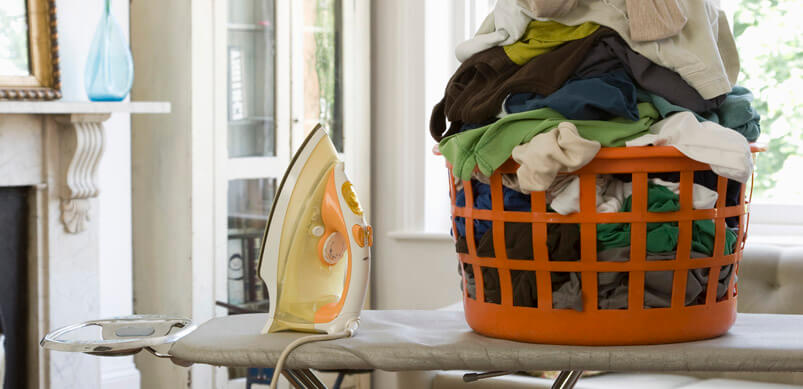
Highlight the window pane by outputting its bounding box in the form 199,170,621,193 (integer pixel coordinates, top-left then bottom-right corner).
302,0,343,152
228,0,276,157
227,178,276,312
731,0,803,203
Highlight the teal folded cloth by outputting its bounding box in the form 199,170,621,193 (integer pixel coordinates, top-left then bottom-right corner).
638,85,760,142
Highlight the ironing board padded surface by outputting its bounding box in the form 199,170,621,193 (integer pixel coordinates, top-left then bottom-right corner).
169,310,803,372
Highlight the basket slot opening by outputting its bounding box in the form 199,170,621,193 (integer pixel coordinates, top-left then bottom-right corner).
597,174,631,213
547,223,581,262
462,263,476,300
481,267,501,304
717,264,734,302
506,222,534,260
475,220,494,257
685,267,706,307
551,272,583,311
644,271,674,309
598,271,628,310
501,178,532,212
718,220,738,256
511,270,538,308
597,223,631,261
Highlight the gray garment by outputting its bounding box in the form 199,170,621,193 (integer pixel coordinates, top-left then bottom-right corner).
574,36,725,113
552,272,584,311
596,247,734,309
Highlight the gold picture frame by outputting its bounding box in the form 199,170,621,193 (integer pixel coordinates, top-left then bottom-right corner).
0,0,61,100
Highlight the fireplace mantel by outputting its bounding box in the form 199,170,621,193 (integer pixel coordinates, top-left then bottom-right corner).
0,101,169,233
0,101,169,389
0,101,169,115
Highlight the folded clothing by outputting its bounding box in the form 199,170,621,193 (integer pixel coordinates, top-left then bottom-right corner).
612,171,743,228
638,86,761,142
521,0,689,42
454,179,736,257
551,0,740,100
596,181,737,256
440,103,659,181
457,225,734,311
597,247,734,309
505,69,639,121
625,0,687,42
521,0,578,18
431,27,617,141
454,179,531,238
456,222,584,310
626,112,754,183
503,20,600,65
455,0,532,62
433,24,729,141
574,35,725,113
511,122,601,192
548,175,719,215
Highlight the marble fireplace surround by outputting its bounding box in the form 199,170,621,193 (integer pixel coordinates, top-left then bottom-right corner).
0,101,169,389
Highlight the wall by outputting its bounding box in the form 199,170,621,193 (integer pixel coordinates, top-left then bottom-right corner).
370,0,464,387
56,1,139,387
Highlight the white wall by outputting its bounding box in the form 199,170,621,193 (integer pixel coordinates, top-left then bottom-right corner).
56,0,139,387
371,0,466,387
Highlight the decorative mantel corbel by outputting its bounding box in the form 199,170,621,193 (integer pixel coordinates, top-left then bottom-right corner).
55,113,110,233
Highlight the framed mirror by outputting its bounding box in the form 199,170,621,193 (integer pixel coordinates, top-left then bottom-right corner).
0,0,60,100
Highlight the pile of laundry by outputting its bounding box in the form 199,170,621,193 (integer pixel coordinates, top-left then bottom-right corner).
433,0,759,311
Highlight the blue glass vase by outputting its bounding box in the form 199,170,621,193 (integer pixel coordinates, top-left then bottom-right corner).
84,0,134,101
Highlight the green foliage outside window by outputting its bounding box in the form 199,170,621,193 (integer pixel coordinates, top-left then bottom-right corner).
733,0,803,200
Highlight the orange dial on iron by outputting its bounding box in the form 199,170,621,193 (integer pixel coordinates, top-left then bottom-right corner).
352,224,366,248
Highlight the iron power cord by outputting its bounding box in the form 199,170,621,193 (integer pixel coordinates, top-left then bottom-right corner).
269,327,355,389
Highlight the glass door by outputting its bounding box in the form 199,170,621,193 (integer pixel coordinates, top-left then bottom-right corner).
219,0,369,385
225,0,281,316
221,0,369,338
291,0,344,152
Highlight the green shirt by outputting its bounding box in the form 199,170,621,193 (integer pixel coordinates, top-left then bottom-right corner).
439,103,660,181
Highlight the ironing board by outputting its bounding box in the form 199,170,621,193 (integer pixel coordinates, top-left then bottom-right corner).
170,310,803,388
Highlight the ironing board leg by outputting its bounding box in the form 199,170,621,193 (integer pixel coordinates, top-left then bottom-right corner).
551,370,583,389
282,369,329,389
281,370,306,388
297,369,328,389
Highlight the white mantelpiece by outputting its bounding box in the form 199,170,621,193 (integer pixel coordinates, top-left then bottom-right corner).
0,101,170,115
0,101,168,389
0,102,169,233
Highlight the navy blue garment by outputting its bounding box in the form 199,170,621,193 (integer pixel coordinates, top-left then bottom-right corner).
505,69,639,121
454,180,530,238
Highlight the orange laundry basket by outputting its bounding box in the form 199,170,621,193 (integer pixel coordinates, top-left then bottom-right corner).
447,146,761,346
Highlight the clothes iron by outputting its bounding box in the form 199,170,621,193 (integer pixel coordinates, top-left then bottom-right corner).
259,124,372,335
39,124,371,389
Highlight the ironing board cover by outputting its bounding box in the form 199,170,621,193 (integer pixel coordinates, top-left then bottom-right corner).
169,310,803,372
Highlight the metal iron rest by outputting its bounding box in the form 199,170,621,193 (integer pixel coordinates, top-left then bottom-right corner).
40,315,196,357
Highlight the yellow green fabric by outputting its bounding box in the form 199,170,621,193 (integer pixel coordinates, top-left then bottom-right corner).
439,103,660,181
503,20,600,65
597,183,737,256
